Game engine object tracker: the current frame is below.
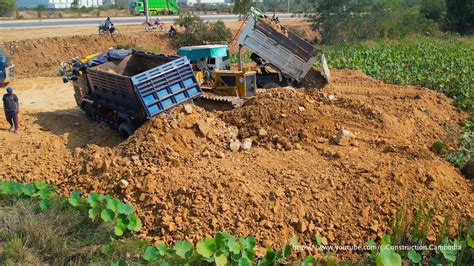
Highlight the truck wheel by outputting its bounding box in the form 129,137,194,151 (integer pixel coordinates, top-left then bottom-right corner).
139,11,145,16
119,122,134,139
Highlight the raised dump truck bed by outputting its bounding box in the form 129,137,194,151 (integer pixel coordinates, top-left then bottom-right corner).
237,14,317,83
67,50,202,137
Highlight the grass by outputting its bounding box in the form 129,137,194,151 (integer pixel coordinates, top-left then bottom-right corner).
0,196,146,265
387,204,473,265
320,36,474,111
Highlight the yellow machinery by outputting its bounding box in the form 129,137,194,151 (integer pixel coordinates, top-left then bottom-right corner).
178,45,257,107
196,68,257,108
199,69,256,97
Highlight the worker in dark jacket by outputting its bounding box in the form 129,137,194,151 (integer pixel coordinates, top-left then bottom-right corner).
2,87,19,133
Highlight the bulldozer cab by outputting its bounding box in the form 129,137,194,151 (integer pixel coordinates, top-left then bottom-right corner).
210,70,256,98
178,45,230,71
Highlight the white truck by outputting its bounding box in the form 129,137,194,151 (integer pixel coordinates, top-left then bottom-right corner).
236,12,330,88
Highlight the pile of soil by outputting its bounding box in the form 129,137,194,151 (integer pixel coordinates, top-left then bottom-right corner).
1,70,472,259
4,33,175,78
56,71,472,259
221,89,336,148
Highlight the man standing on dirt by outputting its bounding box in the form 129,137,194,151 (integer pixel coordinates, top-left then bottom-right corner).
2,87,19,133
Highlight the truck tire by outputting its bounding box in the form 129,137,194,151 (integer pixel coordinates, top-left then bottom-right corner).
119,122,134,139
139,11,145,16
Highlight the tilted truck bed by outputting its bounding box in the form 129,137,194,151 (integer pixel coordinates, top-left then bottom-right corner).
86,52,202,123
237,15,316,82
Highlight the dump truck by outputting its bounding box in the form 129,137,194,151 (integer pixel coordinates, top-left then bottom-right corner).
130,0,179,16
60,49,202,137
235,9,330,88
0,44,16,84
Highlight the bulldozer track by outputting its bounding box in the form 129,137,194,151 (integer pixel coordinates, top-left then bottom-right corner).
200,92,247,108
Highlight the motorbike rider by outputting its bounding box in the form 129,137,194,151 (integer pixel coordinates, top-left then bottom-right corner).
103,17,113,30
168,25,177,37
155,17,161,25
271,14,280,23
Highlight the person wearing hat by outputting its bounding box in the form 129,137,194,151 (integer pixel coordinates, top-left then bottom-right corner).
2,87,19,133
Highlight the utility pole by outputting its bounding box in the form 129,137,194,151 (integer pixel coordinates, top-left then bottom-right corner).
287,0,290,13
145,0,149,23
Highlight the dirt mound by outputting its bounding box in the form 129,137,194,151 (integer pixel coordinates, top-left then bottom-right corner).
5,32,175,78
300,68,328,89
1,71,472,259
221,89,336,149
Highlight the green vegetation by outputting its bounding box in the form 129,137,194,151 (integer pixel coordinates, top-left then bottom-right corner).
0,181,146,264
312,0,440,45
0,0,15,17
312,0,473,45
382,204,474,265
444,121,473,167
233,0,253,17
36,4,46,18
173,15,232,48
0,180,473,265
445,0,474,34
321,37,473,111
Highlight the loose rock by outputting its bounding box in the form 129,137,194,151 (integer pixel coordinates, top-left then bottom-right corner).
334,129,354,146
241,138,253,150
229,139,241,152
183,104,193,114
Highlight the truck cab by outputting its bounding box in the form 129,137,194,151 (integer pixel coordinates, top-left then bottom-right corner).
130,1,144,16
130,0,179,16
178,45,231,71
0,47,15,84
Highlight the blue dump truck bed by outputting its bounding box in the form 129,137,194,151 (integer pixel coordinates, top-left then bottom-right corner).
74,51,202,137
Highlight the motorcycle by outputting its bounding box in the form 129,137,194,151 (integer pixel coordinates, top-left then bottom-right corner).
145,19,165,32
99,23,118,35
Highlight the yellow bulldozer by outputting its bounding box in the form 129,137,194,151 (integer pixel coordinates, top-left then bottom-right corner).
178,44,257,108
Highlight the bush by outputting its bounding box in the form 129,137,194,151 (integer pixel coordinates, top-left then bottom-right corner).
0,0,15,17
312,0,440,45
36,4,46,18
445,0,474,34
420,0,446,23
233,0,252,16
173,16,232,47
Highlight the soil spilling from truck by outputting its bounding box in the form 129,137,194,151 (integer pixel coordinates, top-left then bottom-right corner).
22,70,467,259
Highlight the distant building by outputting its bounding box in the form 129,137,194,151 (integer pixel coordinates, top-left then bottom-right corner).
16,0,103,8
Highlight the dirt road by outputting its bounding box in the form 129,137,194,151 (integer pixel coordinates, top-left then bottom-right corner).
1,70,471,259
0,19,312,42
